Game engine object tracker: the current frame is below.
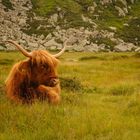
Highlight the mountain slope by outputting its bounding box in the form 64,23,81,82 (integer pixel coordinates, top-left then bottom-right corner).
0,0,140,51
28,0,140,45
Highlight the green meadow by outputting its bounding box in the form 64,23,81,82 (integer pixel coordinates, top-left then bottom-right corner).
0,51,140,140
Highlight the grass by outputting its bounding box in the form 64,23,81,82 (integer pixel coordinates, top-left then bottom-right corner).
0,52,140,140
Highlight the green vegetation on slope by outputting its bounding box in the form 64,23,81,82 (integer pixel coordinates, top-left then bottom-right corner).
118,17,140,45
2,0,14,10
0,52,140,140
31,0,57,16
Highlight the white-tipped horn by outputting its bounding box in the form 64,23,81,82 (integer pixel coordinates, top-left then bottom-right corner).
6,40,32,58
52,40,68,58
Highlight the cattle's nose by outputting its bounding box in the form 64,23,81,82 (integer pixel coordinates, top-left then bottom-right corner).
50,78,59,86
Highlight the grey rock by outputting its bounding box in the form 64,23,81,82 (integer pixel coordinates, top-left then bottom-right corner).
74,45,84,52
46,33,53,41
78,39,88,47
66,45,74,52
109,26,117,31
1,36,8,41
99,44,108,52
39,34,45,40
130,0,135,4
119,0,127,7
114,43,137,52
19,39,27,46
85,43,99,52
28,42,39,49
115,6,126,17
81,15,97,27
49,46,57,50
100,0,112,5
44,38,62,49
48,13,58,26
18,19,26,26
68,36,78,45
135,47,140,52
39,45,45,50
0,45,6,51
123,23,129,26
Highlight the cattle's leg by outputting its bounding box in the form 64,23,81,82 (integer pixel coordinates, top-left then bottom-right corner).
36,85,60,104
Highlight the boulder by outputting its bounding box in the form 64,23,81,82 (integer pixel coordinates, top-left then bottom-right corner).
28,42,39,49
1,36,8,41
0,45,6,51
119,0,127,7
68,36,78,45
135,47,140,52
18,19,26,26
78,39,88,47
44,38,62,49
74,45,84,52
114,43,137,52
19,39,27,46
85,43,99,52
115,6,126,17
45,33,53,41
66,45,74,52
109,26,117,31
48,13,58,26
130,0,135,4
100,0,112,5
99,44,110,52
39,34,45,40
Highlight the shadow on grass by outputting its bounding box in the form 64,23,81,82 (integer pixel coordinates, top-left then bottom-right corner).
79,54,129,61
83,86,103,94
0,59,14,65
133,53,140,58
106,84,136,96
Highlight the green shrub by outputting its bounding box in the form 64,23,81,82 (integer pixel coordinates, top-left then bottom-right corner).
0,59,14,65
90,37,117,51
2,0,14,10
60,77,83,92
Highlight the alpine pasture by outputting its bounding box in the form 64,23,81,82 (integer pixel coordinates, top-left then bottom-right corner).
0,52,140,140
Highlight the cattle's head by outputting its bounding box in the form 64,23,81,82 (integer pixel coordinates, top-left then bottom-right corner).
29,50,59,86
6,40,67,87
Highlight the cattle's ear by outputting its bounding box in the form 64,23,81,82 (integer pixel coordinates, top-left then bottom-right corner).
18,59,31,75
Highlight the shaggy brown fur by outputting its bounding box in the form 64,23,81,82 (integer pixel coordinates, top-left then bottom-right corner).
5,50,61,104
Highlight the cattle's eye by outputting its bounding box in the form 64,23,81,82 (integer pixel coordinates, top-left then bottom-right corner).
41,64,49,70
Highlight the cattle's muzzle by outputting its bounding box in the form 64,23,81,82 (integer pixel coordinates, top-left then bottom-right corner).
47,77,59,87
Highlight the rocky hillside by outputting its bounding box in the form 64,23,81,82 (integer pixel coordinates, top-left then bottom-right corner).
0,0,140,52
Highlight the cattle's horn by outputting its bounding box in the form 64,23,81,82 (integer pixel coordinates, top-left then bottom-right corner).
6,40,32,58
52,40,68,58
